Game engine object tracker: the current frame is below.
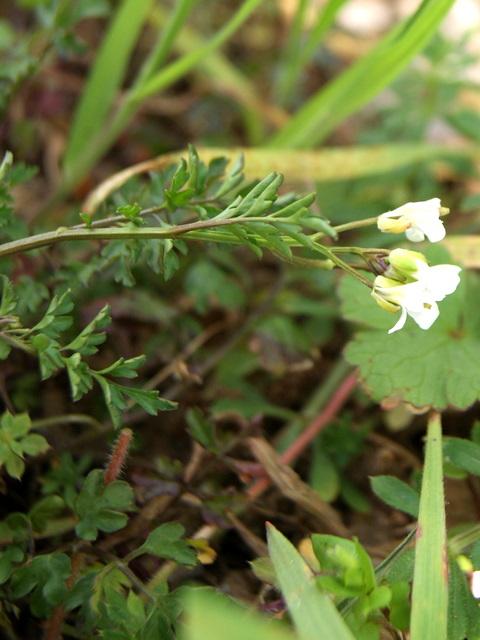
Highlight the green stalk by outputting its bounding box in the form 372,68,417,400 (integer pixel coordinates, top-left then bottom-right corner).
410,412,447,640
0,218,330,261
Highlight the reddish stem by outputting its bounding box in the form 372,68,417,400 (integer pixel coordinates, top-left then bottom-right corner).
247,372,357,500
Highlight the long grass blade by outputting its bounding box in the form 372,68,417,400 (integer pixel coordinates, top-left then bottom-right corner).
268,0,456,148
82,143,468,215
63,0,154,176
410,412,448,640
275,0,349,105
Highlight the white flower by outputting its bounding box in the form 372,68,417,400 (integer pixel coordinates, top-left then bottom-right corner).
377,198,447,243
387,248,462,299
372,256,461,334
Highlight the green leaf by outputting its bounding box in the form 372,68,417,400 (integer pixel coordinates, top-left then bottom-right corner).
389,582,411,631
138,607,175,640
64,354,94,400
267,523,356,640
97,355,146,378
31,290,74,338
185,260,246,314
138,522,197,565
370,475,419,517
74,469,134,541
9,553,71,617
341,269,480,410
0,275,16,315
29,496,65,533
443,437,480,476
0,545,24,585
64,304,111,355
312,535,375,598
0,411,49,479
186,408,219,453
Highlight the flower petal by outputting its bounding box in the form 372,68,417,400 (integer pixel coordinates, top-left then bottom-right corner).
388,305,408,333
408,301,439,330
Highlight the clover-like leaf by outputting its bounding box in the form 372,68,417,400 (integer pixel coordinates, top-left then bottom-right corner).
9,553,71,617
0,412,49,479
138,522,197,566
74,469,134,541
340,266,480,411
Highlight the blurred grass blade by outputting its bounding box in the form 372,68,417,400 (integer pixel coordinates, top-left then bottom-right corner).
83,143,467,215
182,588,297,640
267,523,355,640
275,0,349,105
134,0,197,86
268,0,456,148
410,412,447,640
131,0,264,102
63,0,154,176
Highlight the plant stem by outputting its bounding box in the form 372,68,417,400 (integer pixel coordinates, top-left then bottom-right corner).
331,216,379,234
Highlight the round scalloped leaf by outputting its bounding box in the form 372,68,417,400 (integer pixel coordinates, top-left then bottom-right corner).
339,267,480,411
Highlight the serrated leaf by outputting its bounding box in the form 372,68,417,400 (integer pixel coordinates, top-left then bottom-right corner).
443,437,480,476
341,270,480,410
370,475,419,517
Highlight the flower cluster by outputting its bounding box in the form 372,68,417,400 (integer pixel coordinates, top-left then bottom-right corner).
372,201,461,333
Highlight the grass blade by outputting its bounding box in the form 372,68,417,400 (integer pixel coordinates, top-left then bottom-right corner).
63,0,154,176
268,0,456,148
267,522,356,640
410,412,447,640
275,0,349,105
